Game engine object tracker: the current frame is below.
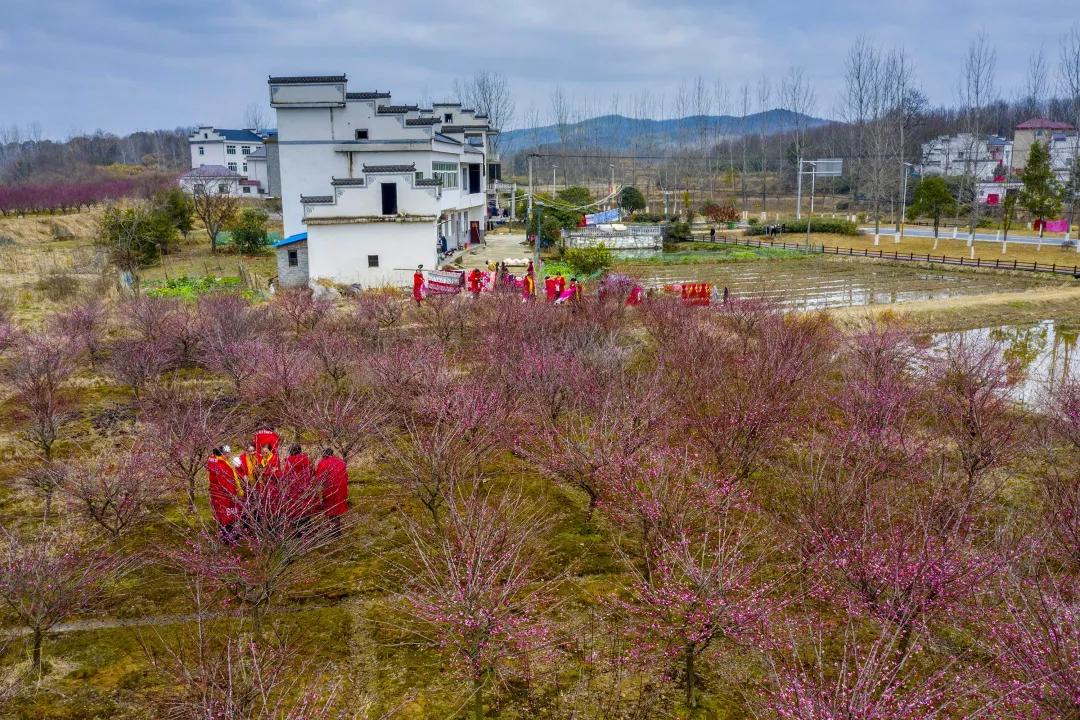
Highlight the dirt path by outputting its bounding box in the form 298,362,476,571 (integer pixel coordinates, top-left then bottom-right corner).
453,232,531,269
1,603,336,639
827,284,1080,330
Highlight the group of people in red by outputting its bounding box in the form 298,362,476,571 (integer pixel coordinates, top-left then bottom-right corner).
205,425,350,540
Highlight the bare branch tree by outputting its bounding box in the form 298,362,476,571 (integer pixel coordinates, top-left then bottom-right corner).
959,32,998,236
455,71,515,154
242,103,270,132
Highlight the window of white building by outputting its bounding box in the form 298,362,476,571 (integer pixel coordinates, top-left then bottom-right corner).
433,161,459,188
241,146,251,154
228,162,238,172
217,184,228,194
198,146,205,155
367,255,379,267
243,163,248,173
227,145,237,155
355,129,369,140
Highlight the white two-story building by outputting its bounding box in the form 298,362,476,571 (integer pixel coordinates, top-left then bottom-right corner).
917,133,1012,182
267,75,499,288
185,127,275,197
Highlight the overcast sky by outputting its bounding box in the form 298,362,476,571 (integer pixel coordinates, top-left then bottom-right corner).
1,0,1077,139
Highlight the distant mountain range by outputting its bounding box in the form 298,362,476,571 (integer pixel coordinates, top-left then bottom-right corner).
498,109,830,155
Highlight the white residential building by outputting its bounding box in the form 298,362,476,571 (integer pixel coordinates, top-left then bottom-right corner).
268,75,499,288
917,133,1012,182
177,164,243,197
187,126,275,197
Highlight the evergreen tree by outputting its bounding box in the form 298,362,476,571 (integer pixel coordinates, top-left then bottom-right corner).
906,176,957,239
1019,141,1063,239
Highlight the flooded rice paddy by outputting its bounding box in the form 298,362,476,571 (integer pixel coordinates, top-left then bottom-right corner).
621,256,1062,310
934,320,1080,406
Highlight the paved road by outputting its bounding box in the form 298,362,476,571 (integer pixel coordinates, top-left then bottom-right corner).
860,225,1076,248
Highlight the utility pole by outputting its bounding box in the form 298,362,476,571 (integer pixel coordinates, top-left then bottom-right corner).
552,164,558,193
803,160,817,249
796,156,803,219
898,162,912,239
609,163,615,209
529,154,541,283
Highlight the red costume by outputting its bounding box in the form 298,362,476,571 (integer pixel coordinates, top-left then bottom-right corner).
555,276,566,296
207,454,241,526
544,276,556,301
468,268,482,295
253,429,280,455
627,285,644,306
316,454,350,518
522,273,535,300
282,452,318,519
412,270,425,303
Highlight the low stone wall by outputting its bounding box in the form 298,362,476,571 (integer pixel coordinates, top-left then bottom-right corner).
563,225,664,250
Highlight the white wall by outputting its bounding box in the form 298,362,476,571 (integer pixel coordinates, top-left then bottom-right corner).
306,222,437,287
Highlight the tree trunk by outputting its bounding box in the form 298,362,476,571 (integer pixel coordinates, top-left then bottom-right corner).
187,476,197,512
473,676,485,720
685,643,696,709
251,603,265,644
32,628,43,674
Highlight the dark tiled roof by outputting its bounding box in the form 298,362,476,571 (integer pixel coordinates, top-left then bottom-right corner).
434,133,461,145
415,178,442,187
460,108,476,113
474,114,488,119
331,177,366,186
300,195,334,204
346,91,391,100
405,117,441,126
432,102,462,107
268,75,346,84
377,105,419,114
362,163,416,173
440,125,496,133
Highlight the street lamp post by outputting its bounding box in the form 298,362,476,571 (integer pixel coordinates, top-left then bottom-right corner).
553,165,558,193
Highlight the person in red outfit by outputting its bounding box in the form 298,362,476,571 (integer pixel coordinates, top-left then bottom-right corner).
207,447,242,541
316,448,350,532
412,265,426,304
281,444,317,521
555,275,566,297
522,271,535,301
253,426,280,456
468,267,482,296
544,275,556,301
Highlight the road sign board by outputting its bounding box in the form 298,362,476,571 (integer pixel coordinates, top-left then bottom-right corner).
814,158,843,176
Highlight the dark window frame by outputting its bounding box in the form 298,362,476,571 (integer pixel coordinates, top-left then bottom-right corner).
367,254,379,268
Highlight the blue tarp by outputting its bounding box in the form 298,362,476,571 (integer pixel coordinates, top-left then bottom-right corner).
584,208,621,225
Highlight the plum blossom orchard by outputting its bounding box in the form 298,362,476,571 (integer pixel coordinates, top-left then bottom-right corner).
0,282,1077,718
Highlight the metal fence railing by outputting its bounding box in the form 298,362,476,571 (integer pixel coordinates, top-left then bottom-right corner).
711,235,1080,277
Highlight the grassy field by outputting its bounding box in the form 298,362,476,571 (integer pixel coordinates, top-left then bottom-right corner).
0,209,279,323
742,231,1080,269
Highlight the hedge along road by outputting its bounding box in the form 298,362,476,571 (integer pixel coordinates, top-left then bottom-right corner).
860,225,1076,247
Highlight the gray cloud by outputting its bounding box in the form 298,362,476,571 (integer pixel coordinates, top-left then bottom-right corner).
0,0,1076,138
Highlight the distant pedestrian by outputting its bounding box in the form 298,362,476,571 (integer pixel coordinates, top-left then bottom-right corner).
710,227,716,242
722,286,730,304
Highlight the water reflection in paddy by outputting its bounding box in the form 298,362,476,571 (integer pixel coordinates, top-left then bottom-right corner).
932,320,1080,406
